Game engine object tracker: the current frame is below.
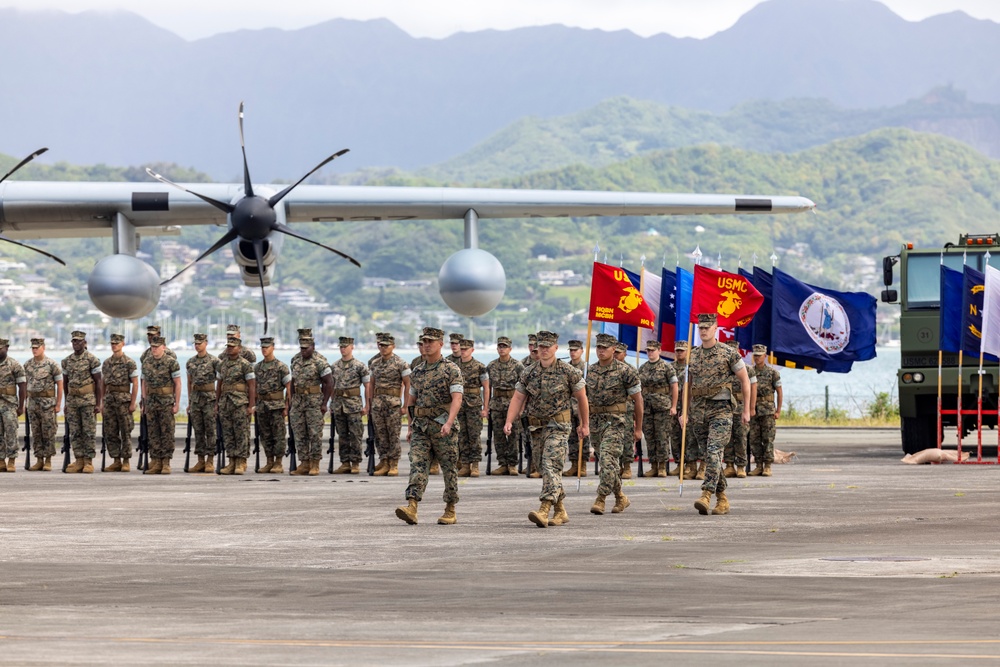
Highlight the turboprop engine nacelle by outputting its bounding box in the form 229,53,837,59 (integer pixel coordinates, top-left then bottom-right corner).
230,229,284,287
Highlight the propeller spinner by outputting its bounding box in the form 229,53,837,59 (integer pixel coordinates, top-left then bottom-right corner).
0,148,66,266
148,102,360,334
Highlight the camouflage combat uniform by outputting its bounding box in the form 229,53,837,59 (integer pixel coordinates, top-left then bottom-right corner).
217,355,255,459
456,356,488,466
0,356,26,459
62,350,102,459
186,353,219,458
638,356,678,466
290,354,331,462
219,347,256,364
487,357,524,470
369,353,411,462
254,358,290,460
24,356,61,459
725,360,756,469
516,360,584,503
687,343,746,494
567,355,592,470
330,357,369,465
405,358,463,503
587,359,642,498
142,355,181,459
140,346,176,364
750,364,781,465
101,353,138,459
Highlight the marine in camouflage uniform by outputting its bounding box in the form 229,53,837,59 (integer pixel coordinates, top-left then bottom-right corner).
101,333,138,472
447,333,463,364
520,334,540,476
410,340,425,371
62,331,104,473
587,333,643,516
683,313,751,516
723,341,756,478
0,339,26,473
186,333,219,473
395,327,464,526
24,338,63,469
217,324,257,364
613,342,638,478
216,337,257,475
139,325,177,365
330,337,370,474
254,337,290,473
749,344,783,477
486,337,523,475
668,340,694,476
521,333,538,368
565,339,592,477
290,335,333,476
455,339,489,477
507,331,587,528
638,340,678,478
141,336,182,474
369,332,411,477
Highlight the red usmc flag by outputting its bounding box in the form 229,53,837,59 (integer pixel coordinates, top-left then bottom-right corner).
689,264,763,328
588,262,655,329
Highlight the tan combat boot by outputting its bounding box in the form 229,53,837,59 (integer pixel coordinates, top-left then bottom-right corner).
643,461,658,478
682,462,696,479
437,502,457,525
291,459,310,475
590,495,607,515
310,459,321,476
81,458,94,474
657,462,667,478
0,458,8,472
612,490,630,514
507,465,519,477
429,461,440,475
29,457,45,472
258,456,274,474
42,456,52,471
528,500,552,528
373,459,389,475
491,464,509,476
65,457,85,474
189,455,206,473
160,458,171,475
349,462,359,474
528,461,540,479
120,458,130,473
233,457,246,475
219,457,236,475
694,489,712,515
395,499,418,524
564,461,580,476
7,457,16,473
723,463,736,478
549,499,569,526
270,458,284,474
749,462,764,476
469,461,479,478
712,490,730,515
457,462,471,477
695,462,706,480
387,458,398,476
762,462,772,477
621,462,632,479
332,461,352,474
105,458,122,473
145,458,163,475
735,465,747,479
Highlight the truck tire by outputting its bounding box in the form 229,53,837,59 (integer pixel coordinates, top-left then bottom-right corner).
901,415,936,455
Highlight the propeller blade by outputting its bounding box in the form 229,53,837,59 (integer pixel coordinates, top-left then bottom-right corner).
238,101,254,198
146,168,235,214
0,236,66,265
272,223,361,267
160,228,239,284
0,147,48,185
252,239,269,335
267,149,349,208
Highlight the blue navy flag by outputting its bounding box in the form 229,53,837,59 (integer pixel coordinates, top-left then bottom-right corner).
960,265,998,362
658,267,678,353
939,264,964,353
771,267,877,369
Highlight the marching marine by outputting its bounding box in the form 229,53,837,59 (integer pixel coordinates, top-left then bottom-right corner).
290,334,333,475
749,344,783,477
0,338,26,473
216,336,257,475
486,337,523,476
330,336,370,475
101,333,139,472
62,331,104,473
369,332,411,477
613,342,637,479
24,338,62,471
456,338,489,477
254,337,290,473
186,333,219,473
723,340,756,478
565,339,591,477
447,333,463,364
141,335,182,474
668,340,692,476
638,340,678,478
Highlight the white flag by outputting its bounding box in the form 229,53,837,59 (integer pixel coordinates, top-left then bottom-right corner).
638,267,662,353
981,264,1000,358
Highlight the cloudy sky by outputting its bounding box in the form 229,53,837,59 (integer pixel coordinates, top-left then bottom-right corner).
2,0,998,40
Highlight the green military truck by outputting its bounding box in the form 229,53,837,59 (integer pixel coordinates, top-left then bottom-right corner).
881,234,1000,454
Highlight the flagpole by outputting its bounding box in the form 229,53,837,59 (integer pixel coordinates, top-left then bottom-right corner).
937,252,944,452
977,350,984,462
957,349,964,461
678,322,694,497
578,319,593,493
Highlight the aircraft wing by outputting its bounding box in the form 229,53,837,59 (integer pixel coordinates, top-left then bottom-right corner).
0,181,814,239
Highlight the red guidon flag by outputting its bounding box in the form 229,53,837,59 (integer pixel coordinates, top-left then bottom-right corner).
588,262,656,329
689,264,764,328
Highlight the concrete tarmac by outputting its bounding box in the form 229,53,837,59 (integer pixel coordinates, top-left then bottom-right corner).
2,427,999,665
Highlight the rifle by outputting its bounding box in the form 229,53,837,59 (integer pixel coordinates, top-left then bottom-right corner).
520,415,532,475
215,415,225,474
517,419,524,474
100,422,107,472
287,409,298,473
61,419,71,472
22,411,31,470
365,414,376,476
253,412,261,473
485,413,493,475
136,413,149,472
635,434,644,477
327,414,335,474
183,418,193,472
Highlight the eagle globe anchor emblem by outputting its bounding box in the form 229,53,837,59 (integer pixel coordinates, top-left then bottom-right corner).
619,287,643,314
717,290,743,318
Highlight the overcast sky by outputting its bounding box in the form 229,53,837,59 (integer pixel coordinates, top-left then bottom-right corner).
3,0,999,40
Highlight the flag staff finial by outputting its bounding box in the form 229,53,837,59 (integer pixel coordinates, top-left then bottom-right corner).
692,245,703,266
770,252,778,267
593,243,600,263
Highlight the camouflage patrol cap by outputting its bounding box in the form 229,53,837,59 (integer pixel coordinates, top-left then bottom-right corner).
193,333,207,343
0,339,8,347
752,344,768,355
298,336,314,347
260,337,274,347
338,337,354,347
150,336,165,346
459,339,474,349
146,325,161,335
226,324,241,334
674,340,689,351
110,333,125,344
226,336,240,347
725,340,739,348
496,336,512,347
297,328,313,336
449,333,463,342
377,332,395,344
527,334,537,343
595,333,617,347
697,313,717,328
30,338,44,348
536,331,558,347
71,330,87,341
645,340,661,350
614,342,627,353
421,327,444,341
567,340,583,350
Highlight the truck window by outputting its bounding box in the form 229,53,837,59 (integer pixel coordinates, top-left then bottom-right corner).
906,254,966,309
